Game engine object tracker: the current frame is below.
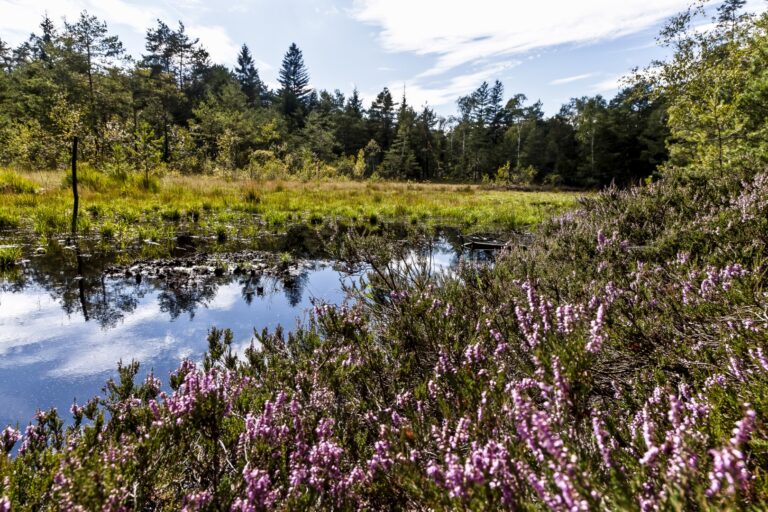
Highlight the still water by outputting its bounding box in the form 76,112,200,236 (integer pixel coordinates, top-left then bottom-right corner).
0,236,491,428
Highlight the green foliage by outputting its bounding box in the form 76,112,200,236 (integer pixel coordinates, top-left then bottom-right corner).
278,43,311,130
61,164,110,192
0,211,19,230
640,2,761,177
129,121,162,188
493,161,536,185
353,148,366,179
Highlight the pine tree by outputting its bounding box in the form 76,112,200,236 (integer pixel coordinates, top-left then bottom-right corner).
414,106,438,179
143,20,174,75
381,98,418,179
337,87,367,155
65,11,125,161
277,42,311,129
235,44,263,107
487,80,506,144
346,87,363,116
368,87,396,152
35,15,57,64
381,123,418,179
0,38,13,72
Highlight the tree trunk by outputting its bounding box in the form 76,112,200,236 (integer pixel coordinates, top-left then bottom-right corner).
71,136,79,236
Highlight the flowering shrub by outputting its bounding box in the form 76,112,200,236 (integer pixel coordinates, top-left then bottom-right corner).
2,167,768,510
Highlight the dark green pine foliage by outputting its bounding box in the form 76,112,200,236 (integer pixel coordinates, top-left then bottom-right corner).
0,38,11,71
64,11,125,160
368,87,396,153
235,44,263,107
34,15,57,64
413,106,438,179
277,42,311,130
381,92,419,179
336,87,368,155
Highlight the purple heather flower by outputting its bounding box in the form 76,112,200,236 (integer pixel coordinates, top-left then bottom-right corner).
586,304,606,353
181,490,211,512
592,413,614,469
1,427,21,454
597,230,607,250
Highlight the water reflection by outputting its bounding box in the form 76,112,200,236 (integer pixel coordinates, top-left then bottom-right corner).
0,263,352,428
0,231,495,428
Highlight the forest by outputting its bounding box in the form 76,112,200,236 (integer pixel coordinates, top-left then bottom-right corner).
0,12,668,187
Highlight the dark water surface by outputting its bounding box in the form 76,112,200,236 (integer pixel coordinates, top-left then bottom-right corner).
0,233,494,428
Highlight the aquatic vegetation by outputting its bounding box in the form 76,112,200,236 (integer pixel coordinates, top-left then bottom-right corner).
0,212,19,230
0,246,21,269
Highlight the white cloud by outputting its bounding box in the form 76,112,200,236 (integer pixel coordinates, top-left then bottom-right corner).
399,61,519,109
550,73,594,86
589,74,626,94
0,0,245,66
186,24,241,66
0,0,164,45
352,0,693,78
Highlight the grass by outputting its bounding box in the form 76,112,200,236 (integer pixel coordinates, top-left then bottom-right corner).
0,245,21,269
0,169,581,245
0,170,37,195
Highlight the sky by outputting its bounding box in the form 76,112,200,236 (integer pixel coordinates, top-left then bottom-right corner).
0,0,765,115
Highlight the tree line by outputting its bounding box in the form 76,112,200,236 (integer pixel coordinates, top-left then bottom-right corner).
0,12,670,187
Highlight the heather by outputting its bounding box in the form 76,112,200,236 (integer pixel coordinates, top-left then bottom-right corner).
3,3,768,511
3,153,768,510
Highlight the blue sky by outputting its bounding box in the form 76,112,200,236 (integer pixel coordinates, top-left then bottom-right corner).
1,0,764,115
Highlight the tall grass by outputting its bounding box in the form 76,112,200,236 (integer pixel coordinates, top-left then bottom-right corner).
0,170,36,194
0,245,21,269
0,169,580,242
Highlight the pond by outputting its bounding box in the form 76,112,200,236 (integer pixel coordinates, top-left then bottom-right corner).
0,232,495,428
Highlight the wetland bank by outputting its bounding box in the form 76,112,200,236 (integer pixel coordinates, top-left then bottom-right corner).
0,169,552,429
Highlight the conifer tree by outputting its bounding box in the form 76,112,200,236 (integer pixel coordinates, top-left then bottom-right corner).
235,44,263,107
277,42,311,129
368,87,396,152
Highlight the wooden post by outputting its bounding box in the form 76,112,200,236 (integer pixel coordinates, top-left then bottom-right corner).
71,136,79,236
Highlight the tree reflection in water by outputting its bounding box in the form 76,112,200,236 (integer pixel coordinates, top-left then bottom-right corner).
1,238,316,328
0,228,489,330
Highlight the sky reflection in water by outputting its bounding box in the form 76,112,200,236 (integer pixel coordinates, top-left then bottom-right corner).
0,264,352,427
0,238,490,428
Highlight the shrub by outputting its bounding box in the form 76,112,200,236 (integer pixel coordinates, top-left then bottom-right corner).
243,188,261,204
